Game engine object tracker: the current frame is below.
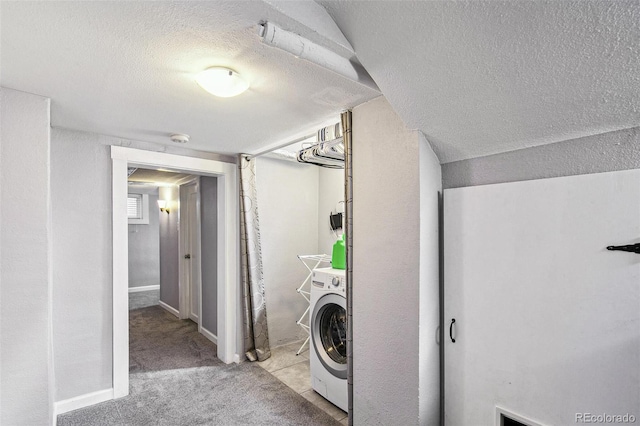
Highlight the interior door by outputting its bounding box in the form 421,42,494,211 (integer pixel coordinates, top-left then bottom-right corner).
189,189,200,322
182,181,201,323
444,169,640,426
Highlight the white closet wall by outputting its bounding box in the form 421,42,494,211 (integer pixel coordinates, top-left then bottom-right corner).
258,155,345,348
257,157,320,347
318,167,344,255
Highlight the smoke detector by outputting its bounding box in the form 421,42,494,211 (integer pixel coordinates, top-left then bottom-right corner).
170,133,190,144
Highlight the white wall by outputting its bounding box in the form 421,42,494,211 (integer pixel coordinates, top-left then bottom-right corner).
257,157,320,347
444,170,640,425
128,188,160,288
351,96,441,425
0,87,54,424
317,167,344,256
51,128,114,401
159,186,180,310
49,127,235,404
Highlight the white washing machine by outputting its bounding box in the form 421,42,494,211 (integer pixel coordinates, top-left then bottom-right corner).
309,267,347,411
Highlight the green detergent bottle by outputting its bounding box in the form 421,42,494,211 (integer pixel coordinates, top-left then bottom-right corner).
331,234,346,270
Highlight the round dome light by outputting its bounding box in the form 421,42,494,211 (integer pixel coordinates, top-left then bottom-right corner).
195,67,249,98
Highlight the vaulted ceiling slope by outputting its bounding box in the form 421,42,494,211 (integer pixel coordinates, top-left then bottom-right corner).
0,1,378,155
319,1,640,163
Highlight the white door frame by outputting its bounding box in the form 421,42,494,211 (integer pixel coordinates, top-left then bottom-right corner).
111,146,238,398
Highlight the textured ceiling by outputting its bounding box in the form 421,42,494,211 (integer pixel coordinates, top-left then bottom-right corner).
0,1,379,155
3,2,638,163
320,1,640,163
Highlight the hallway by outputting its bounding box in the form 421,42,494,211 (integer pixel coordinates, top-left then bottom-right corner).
57,306,340,425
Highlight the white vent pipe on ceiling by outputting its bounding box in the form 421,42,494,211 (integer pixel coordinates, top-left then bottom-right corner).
264,149,298,162
259,22,379,92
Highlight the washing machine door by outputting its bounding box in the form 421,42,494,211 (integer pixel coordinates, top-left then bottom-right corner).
311,293,347,379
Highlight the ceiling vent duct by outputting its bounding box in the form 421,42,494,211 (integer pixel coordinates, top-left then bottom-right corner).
258,22,379,92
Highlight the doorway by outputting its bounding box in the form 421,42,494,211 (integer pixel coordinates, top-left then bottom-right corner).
111,146,239,398
126,169,206,322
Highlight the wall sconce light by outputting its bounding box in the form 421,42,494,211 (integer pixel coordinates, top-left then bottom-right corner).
157,200,170,214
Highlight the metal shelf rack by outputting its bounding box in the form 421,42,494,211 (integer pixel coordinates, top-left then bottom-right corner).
295,254,332,355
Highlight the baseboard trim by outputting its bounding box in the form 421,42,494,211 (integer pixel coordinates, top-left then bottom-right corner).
159,300,180,317
200,326,218,345
54,388,114,417
128,285,160,293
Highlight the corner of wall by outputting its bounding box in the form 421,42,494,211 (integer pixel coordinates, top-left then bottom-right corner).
0,87,55,424
418,131,442,426
418,131,445,168
352,95,425,424
45,95,56,426
158,185,180,310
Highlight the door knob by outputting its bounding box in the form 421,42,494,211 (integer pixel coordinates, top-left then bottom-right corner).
184,254,191,259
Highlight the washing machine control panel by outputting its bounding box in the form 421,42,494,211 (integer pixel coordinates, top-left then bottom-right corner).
329,275,346,292
312,270,346,292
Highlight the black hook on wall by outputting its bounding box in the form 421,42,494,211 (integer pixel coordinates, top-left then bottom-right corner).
606,243,640,254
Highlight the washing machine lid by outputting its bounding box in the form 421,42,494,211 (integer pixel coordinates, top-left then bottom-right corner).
311,293,347,379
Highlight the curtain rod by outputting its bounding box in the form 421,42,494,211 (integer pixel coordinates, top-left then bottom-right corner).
247,133,316,160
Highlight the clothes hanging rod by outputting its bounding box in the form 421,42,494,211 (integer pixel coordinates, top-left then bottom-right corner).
247,133,316,160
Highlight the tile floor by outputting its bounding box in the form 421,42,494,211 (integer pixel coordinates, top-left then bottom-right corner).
258,340,348,425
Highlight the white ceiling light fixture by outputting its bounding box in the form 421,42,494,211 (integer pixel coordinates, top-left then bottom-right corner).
195,67,250,98
258,22,379,92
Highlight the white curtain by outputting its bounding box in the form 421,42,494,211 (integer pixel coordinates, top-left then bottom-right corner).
239,154,271,362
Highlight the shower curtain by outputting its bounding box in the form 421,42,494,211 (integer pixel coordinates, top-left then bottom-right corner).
239,154,271,362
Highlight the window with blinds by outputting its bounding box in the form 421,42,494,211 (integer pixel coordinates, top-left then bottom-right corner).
127,194,143,219
128,193,150,224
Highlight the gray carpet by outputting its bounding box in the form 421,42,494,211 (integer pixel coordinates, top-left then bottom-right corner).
128,289,160,310
58,306,340,426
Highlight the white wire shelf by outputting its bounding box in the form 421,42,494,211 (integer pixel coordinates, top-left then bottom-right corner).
295,254,332,355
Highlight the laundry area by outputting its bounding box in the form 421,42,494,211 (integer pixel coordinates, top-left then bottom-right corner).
251,123,349,420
